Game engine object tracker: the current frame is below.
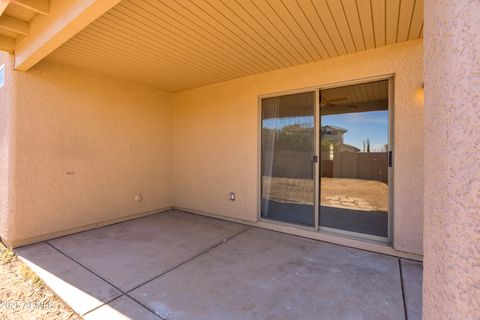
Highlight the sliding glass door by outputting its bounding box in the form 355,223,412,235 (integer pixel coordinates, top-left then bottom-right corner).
260,78,392,241
261,92,316,227
319,80,390,238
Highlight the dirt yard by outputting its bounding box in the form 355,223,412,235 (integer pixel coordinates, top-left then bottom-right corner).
321,177,388,212
0,244,81,320
263,176,388,212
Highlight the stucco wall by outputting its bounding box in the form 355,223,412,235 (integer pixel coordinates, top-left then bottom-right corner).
423,0,480,318
0,53,14,241
1,40,424,255
6,60,173,246
173,39,424,255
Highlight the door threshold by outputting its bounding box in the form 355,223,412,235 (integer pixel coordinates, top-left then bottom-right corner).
173,207,422,262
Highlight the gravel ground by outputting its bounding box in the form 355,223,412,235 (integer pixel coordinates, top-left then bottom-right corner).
0,243,81,320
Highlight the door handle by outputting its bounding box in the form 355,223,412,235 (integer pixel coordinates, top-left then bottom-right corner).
312,155,318,163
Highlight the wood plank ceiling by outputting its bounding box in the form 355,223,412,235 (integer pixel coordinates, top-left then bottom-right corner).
46,0,423,92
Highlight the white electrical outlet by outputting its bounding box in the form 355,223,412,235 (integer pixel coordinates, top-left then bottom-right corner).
229,192,235,201
134,194,143,202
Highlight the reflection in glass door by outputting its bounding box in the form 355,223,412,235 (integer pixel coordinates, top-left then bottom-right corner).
261,92,316,227
319,80,390,238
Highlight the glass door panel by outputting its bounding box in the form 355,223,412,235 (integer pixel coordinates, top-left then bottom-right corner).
261,91,316,227
319,80,390,238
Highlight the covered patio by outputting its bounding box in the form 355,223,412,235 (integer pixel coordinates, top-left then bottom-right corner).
0,0,478,319
17,210,422,320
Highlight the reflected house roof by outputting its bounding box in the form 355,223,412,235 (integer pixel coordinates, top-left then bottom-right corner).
321,125,347,145
321,125,348,134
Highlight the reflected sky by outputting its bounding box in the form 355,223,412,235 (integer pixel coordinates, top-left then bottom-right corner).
322,111,388,151
263,111,388,152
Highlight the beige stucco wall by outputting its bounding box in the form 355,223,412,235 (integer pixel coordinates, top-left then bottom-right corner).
423,0,480,318
4,60,173,246
0,53,15,241
173,39,424,255
1,39,424,256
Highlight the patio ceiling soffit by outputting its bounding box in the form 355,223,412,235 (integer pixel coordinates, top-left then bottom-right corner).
0,0,122,70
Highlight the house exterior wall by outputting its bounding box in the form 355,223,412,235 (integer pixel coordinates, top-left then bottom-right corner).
423,0,480,318
173,39,424,255
1,40,424,255
3,59,173,247
0,53,15,242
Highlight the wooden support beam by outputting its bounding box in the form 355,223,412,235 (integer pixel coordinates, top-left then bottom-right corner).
15,0,121,71
0,14,28,34
0,0,10,16
0,34,14,52
11,0,48,16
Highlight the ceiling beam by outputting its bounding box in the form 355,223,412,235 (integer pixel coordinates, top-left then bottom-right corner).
0,34,14,53
11,0,48,15
0,0,10,16
14,0,121,71
0,14,28,35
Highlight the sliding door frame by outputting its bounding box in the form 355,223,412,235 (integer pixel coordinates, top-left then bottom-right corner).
314,89,320,232
257,89,317,231
257,73,394,244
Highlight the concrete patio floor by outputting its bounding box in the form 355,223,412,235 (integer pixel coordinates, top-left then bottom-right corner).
15,210,422,320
